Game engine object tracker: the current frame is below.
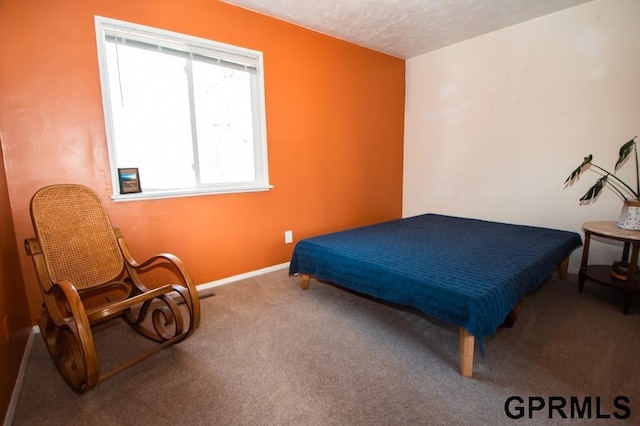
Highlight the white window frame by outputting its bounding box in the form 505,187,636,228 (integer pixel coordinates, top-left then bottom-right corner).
94,16,270,201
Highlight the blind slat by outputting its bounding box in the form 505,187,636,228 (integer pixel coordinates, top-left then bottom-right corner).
104,28,258,72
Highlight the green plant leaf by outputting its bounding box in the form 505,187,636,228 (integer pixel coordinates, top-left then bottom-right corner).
565,154,593,184
615,139,636,170
579,175,608,201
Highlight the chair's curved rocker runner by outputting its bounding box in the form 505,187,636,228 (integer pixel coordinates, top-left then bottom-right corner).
24,184,200,393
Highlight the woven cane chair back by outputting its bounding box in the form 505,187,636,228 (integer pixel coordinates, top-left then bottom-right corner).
30,184,124,290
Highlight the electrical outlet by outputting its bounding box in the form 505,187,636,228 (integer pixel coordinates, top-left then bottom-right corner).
284,230,293,244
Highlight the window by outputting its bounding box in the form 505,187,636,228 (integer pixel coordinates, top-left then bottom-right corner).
94,16,270,200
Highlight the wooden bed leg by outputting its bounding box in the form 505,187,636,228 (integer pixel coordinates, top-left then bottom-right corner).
459,328,474,378
301,274,310,290
557,257,569,280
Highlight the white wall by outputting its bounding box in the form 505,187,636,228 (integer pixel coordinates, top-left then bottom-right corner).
404,0,640,272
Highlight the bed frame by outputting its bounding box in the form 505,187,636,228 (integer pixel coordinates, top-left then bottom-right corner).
289,214,580,378
298,256,569,378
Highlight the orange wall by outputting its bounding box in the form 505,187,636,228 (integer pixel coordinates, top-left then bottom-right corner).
0,139,32,420
0,0,405,323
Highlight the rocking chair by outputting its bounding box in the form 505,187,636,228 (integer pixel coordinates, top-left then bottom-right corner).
24,184,200,393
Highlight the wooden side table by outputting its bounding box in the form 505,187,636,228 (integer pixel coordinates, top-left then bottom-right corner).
579,221,640,314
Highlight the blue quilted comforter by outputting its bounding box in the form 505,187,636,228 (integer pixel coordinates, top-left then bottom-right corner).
289,214,582,343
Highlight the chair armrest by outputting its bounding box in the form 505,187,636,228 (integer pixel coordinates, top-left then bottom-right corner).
27,236,97,367
42,280,90,331
41,279,99,389
24,238,54,292
112,225,201,329
113,226,194,286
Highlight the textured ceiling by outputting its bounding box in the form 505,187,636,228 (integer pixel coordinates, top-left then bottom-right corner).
222,0,594,59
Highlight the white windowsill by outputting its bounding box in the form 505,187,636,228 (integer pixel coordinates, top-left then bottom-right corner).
112,184,274,202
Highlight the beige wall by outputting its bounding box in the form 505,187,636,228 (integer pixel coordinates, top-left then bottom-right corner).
404,0,640,271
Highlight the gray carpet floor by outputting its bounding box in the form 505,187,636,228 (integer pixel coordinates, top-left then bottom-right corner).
10,269,640,425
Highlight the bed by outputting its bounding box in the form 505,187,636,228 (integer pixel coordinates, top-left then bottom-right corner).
288,213,582,377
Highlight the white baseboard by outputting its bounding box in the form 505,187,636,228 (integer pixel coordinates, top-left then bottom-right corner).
196,262,290,295
3,326,36,426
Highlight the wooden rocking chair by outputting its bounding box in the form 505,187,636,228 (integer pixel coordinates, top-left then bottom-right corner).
24,184,200,393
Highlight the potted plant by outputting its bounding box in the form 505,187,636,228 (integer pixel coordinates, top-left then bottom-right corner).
564,136,639,230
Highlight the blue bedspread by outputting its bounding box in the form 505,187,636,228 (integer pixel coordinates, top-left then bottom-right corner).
289,214,582,343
